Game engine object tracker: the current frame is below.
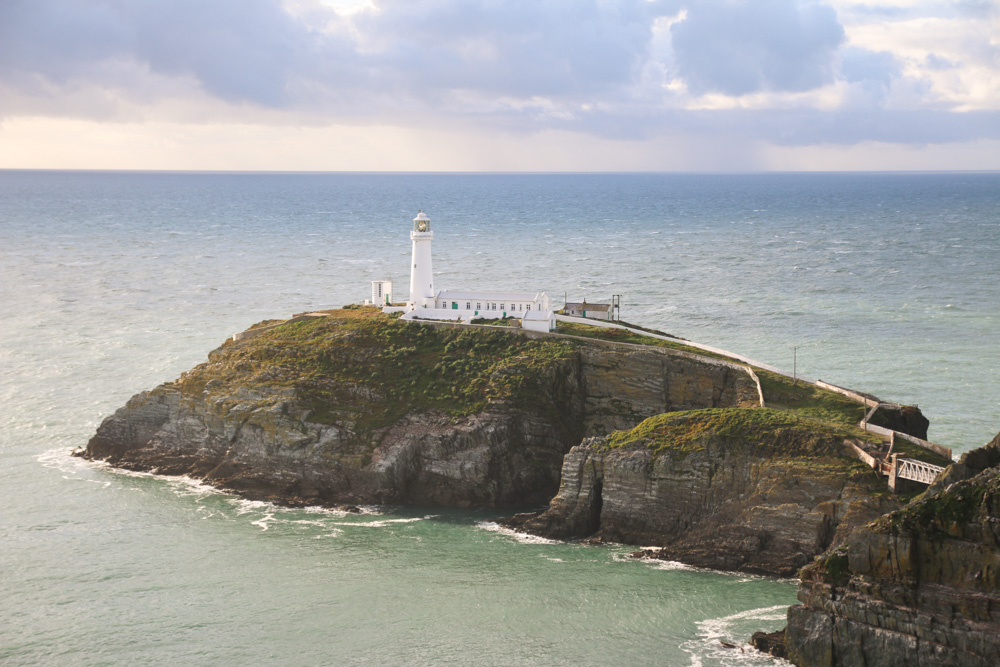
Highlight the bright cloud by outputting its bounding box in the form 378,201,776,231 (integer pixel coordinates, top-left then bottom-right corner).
0,0,997,170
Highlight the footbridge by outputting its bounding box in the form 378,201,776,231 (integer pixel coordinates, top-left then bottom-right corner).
844,435,947,492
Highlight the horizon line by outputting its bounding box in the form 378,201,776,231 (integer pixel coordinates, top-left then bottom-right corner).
2,168,999,176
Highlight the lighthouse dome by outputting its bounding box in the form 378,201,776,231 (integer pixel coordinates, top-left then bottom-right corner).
413,210,431,233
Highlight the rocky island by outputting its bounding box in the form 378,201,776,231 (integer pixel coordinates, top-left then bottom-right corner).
83,306,997,665
83,306,764,507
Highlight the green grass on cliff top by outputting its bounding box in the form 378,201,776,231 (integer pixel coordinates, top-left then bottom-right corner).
177,306,577,434
600,407,861,459
554,321,731,361
555,321,870,432
604,408,874,479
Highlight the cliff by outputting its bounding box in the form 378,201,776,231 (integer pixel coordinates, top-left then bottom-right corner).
784,431,1000,666
505,407,900,576
82,307,759,508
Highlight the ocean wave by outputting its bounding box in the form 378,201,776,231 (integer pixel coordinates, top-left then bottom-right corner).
680,604,790,666
475,521,563,545
329,515,437,528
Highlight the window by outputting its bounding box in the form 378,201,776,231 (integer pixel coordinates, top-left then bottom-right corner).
476,303,481,310
466,302,471,309
526,304,531,311
500,304,505,311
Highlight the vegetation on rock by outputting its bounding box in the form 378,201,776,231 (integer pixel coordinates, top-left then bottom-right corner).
786,436,1000,667
601,407,856,457
176,307,576,435
554,320,877,435
874,471,994,537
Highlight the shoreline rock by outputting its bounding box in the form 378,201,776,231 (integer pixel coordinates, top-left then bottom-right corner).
83,309,757,508
501,408,900,577
750,629,787,659
783,430,1000,666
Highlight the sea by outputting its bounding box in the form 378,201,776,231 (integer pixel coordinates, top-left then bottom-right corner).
1,171,997,666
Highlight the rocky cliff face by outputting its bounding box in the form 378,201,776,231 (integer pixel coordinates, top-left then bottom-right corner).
785,431,1000,667
507,408,897,576
83,308,758,508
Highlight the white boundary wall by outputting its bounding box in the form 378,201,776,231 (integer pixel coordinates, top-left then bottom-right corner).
556,315,815,383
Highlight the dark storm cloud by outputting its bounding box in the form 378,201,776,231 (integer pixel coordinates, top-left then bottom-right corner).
669,0,845,95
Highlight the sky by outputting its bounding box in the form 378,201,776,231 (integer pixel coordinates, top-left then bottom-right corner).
0,0,998,171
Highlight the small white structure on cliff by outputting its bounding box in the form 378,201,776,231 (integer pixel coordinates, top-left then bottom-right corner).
371,280,393,306
563,300,613,321
383,211,555,332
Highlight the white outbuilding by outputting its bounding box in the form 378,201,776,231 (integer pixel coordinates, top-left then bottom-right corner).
371,280,393,306
521,309,557,333
433,290,550,318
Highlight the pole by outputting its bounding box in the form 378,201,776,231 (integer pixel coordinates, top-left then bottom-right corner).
792,346,798,385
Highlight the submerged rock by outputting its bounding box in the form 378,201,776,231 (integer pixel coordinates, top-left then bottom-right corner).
784,430,1000,666
506,408,899,576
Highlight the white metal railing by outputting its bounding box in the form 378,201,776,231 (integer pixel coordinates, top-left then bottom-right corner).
897,458,945,485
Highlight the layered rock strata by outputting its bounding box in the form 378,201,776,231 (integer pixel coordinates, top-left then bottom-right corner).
507,408,897,576
83,309,758,508
785,431,1000,666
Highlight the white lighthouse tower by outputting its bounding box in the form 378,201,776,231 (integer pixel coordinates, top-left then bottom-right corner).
408,210,434,308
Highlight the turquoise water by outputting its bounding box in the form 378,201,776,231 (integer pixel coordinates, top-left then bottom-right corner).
2,171,998,665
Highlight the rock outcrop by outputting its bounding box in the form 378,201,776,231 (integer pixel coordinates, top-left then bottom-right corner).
785,431,1000,666
83,308,758,508
868,403,931,441
506,408,898,576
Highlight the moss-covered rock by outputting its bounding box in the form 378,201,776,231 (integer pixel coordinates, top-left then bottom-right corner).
83,307,759,508
786,432,1000,667
508,407,896,576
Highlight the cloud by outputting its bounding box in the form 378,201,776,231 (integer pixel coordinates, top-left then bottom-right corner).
840,47,899,84
0,0,996,159
669,0,845,95
0,0,344,107
0,0,668,111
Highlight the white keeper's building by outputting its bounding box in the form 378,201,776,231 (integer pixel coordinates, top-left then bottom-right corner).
381,211,556,332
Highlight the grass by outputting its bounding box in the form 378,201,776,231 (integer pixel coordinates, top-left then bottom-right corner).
554,321,881,436
470,317,517,326
553,321,737,362
755,370,868,431
890,439,952,468
176,307,578,438
599,407,860,460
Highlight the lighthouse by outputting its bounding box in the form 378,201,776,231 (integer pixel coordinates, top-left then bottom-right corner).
408,210,434,308
383,209,554,331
